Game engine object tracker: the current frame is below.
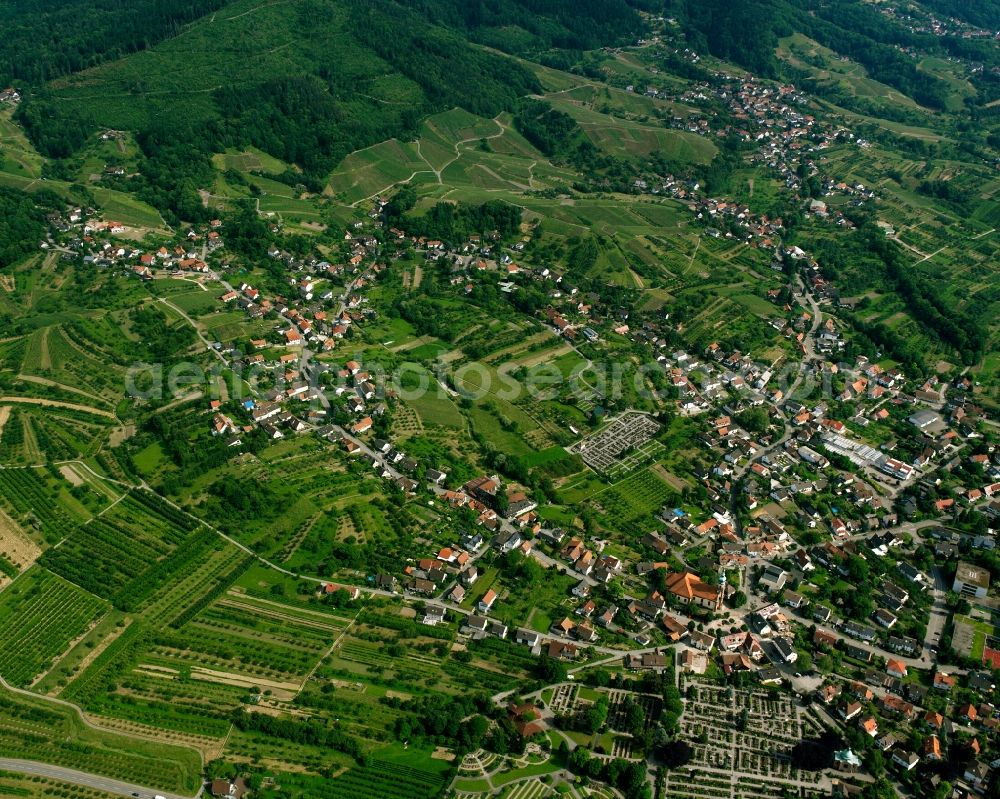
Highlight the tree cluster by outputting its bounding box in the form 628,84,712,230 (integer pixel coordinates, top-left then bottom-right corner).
391,199,521,246
562,744,651,799
0,186,49,267
392,692,493,752
230,709,364,763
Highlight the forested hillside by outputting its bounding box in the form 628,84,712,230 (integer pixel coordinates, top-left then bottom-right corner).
666,0,1000,110
0,186,53,267
0,0,234,85
11,0,995,220
10,0,653,223
395,0,650,53
920,0,1000,28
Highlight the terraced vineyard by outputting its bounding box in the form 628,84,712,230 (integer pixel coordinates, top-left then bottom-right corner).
0,409,26,462
133,533,246,624
329,758,451,799
61,621,238,740
0,566,107,687
19,407,112,461
591,466,678,524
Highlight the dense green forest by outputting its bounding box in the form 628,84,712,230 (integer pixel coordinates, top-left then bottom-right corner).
0,0,647,91
514,99,593,161
0,0,233,86
920,0,1000,28
386,189,522,246
666,0,791,77
397,0,651,53
0,186,52,267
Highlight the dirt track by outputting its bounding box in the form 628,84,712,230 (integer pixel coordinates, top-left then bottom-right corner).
0,397,116,419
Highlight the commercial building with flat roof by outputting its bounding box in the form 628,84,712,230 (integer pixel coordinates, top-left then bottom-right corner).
953,560,990,598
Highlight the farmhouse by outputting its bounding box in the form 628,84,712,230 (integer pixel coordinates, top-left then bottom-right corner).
210,778,247,799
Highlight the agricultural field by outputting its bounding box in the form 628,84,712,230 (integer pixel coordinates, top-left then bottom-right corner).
0,770,123,799
328,138,431,205
212,147,290,176
0,466,91,543
255,748,452,799
0,109,44,178
0,566,108,687
0,680,201,795
545,97,716,164
317,605,534,702
588,466,679,528
39,489,202,601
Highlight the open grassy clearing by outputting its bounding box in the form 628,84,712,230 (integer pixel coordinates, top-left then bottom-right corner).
212,146,290,175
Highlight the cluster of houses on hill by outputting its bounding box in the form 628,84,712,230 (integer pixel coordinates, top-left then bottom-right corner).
876,1,1000,44
624,68,893,309
207,345,392,443
38,203,225,272
625,69,878,236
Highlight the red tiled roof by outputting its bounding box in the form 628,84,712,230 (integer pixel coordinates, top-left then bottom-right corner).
664,571,718,602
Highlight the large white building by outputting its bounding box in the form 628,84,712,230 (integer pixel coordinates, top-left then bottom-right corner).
953,561,990,599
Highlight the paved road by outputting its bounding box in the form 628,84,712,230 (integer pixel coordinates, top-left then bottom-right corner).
0,759,198,799
783,278,823,403
157,297,226,365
